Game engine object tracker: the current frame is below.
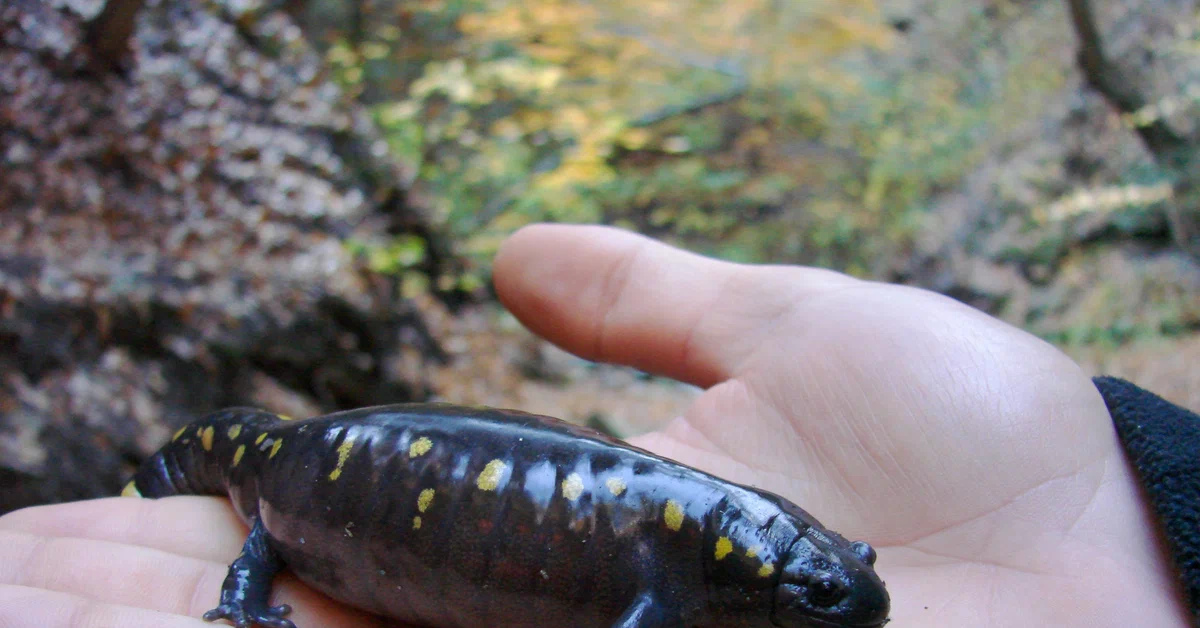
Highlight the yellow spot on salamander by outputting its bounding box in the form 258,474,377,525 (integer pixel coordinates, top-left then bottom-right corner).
664,499,684,532
232,444,246,467
746,546,760,559
200,426,215,452
476,459,508,491
227,425,243,440
715,537,733,560
758,563,775,578
412,516,422,530
269,439,283,459
172,426,187,442
605,477,626,496
329,435,356,481
409,437,432,458
561,473,584,501
255,433,268,445
277,414,294,421
121,481,141,497
417,488,435,512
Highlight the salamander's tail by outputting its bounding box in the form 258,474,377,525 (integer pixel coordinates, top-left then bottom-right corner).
122,407,287,498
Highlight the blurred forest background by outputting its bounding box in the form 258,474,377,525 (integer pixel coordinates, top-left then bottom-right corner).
1,0,1197,514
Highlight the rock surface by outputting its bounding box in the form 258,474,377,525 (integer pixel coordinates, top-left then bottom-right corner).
0,0,455,513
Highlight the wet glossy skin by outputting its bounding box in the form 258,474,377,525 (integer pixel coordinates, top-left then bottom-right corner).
125,404,890,628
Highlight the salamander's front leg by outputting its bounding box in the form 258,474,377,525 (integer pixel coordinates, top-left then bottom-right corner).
612,591,681,628
203,517,295,628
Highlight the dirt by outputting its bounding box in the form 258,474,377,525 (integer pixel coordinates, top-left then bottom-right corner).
1068,333,1200,411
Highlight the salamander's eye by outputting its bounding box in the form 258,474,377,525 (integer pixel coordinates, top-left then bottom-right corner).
850,540,877,565
808,573,845,607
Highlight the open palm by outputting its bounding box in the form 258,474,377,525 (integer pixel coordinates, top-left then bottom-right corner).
494,225,1187,627
0,224,1187,627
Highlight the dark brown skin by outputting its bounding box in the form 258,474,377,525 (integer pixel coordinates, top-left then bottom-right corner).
125,404,889,628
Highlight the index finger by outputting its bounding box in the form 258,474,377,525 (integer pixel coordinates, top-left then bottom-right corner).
0,496,245,563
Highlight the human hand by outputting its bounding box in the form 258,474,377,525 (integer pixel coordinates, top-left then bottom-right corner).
0,496,386,627
493,224,1189,627
0,223,1187,627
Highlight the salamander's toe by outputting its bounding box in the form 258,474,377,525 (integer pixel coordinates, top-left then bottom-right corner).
203,602,296,628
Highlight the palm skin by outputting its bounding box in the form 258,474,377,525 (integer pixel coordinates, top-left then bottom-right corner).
0,224,1188,627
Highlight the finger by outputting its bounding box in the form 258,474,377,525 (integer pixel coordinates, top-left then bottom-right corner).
0,528,227,616
0,584,209,628
0,528,385,628
493,223,858,387
0,496,246,563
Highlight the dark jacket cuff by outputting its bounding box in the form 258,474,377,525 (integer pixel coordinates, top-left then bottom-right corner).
1093,376,1200,627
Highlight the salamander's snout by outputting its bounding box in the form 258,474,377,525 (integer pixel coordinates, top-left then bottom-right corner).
772,536,890,628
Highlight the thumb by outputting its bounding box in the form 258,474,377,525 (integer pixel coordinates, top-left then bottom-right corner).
493,223,856,388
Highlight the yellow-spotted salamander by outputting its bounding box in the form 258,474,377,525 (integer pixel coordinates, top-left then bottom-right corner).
124,404,890,628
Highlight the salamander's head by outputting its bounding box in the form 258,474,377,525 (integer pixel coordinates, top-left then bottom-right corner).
771,532,890,628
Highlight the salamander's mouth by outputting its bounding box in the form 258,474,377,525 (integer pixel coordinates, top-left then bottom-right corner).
782,617,889,628
769,605,891,627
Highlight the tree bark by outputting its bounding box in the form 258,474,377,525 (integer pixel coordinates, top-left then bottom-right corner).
1065,0,1186,157
1065,0,1199,255
84,0,146,72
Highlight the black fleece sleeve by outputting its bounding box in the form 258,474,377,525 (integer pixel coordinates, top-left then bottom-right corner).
1093,376,1200,627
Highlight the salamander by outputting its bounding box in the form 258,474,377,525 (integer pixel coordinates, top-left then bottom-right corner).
123,404,890,628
